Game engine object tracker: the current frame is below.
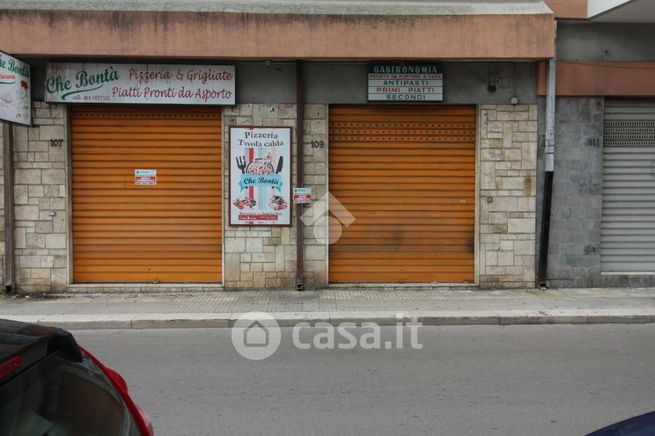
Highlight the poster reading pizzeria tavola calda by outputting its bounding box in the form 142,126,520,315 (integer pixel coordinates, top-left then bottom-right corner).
230,127,292,226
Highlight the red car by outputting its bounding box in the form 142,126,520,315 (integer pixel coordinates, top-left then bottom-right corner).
0,319,153,435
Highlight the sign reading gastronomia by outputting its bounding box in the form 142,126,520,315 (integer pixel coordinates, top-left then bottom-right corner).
368,63,443,102
0,50,31,125
45,63,235,105
230,127,292,226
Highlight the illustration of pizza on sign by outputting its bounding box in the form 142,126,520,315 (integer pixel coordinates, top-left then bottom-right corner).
230,127,291,226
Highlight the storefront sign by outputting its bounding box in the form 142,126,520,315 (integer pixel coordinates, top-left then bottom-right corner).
45,63,235,105
229,127,292,226
293,187,312,205
0,50,31,125
135,169,157,185
368,63,443,102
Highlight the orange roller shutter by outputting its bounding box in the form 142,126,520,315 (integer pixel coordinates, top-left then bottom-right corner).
329,105,476,283
71,105,222,283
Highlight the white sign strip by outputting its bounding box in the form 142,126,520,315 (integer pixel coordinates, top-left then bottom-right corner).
0,50,31,126
368,95,444,101
368,74,443,80
45,63,235,105
368,87,444,93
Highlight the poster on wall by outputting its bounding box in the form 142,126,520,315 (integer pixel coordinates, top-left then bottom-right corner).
229,127,292,226
368,63,443,102
0,50,31,126
44,63,235,105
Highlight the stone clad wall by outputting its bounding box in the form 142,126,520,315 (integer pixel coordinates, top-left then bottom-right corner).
478,105,538,288
222,104,328,289
13,102,68,292
1,101,537,292
2,102,329,292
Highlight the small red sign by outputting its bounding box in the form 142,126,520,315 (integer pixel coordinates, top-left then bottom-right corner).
135,169,157,185
293,187,312,205
239,214,278,221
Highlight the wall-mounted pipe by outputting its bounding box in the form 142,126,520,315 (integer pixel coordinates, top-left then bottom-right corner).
3,123,15,293
537,22,558,288
295,60,305,291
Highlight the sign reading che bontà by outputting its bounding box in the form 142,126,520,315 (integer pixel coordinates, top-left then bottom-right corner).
45,63,235,105
0,50,31,125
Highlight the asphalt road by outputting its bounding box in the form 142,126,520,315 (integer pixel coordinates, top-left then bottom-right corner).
74,325,655,436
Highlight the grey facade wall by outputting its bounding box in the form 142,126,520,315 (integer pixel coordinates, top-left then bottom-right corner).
534,21,655,289
558,23,655,62
537,98,605,288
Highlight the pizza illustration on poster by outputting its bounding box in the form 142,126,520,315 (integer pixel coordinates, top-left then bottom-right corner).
229,127,292,226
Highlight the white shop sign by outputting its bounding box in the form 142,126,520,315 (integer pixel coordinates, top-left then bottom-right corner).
45,63,235,105
0,50,31,126
368,63,443,102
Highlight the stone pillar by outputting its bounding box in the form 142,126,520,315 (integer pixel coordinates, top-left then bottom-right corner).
546,98,604,287
13,102,68,292
479,105,538,288
301,104,328,289
222,104,329,289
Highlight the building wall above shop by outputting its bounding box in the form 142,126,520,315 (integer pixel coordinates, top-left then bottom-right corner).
0,8,554,60
304,62,538,105
535,22,655,97
558,22,655,62
26,61,538,106
544,0,588,20
5,0,553,15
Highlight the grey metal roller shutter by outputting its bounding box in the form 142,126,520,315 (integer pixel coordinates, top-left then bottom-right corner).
602,100,655,273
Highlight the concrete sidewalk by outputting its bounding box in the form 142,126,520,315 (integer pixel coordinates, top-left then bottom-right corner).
1,287,654,329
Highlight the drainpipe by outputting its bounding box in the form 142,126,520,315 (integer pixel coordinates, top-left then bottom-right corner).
3,123,15,293
295,60,305,291
537,23,557,289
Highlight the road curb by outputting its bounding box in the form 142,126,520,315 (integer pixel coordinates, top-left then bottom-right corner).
2,309,654,330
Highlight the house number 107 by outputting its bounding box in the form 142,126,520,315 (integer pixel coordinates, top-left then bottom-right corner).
49,139,64,148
